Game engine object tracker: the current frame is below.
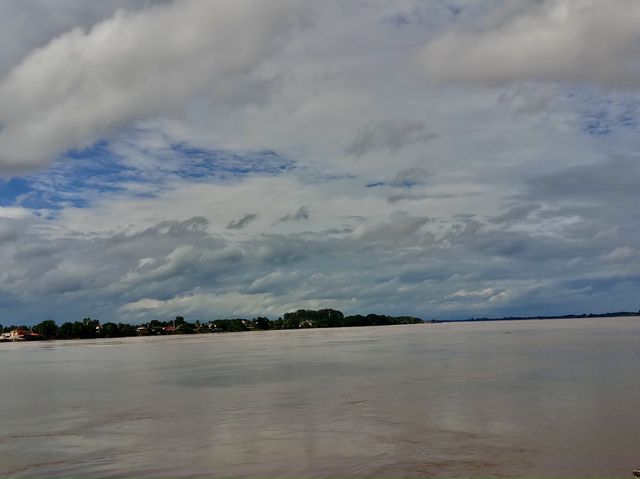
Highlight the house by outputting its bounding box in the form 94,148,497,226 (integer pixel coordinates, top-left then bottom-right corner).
136,326,149,335
8,329,40,341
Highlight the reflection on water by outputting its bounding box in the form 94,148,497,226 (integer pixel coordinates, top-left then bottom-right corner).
1,318,639,478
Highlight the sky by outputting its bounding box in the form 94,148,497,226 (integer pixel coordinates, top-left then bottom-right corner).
0,0,639,325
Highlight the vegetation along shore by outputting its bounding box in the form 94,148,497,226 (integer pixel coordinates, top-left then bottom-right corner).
2,309,637,342
0,308,431,341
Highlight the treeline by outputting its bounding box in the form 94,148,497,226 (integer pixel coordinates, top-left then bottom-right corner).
459,310,640,322
1,309,427,341
279,309,425,328
1,318,136,340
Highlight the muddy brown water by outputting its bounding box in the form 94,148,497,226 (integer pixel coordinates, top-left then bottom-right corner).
1,317,639,477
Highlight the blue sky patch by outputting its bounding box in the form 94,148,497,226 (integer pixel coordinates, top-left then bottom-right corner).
169,143,295,180
579,95,640,136
0,140,295,211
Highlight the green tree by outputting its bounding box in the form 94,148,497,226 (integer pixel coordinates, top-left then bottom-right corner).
101,322,119,338
226,319,249,332
59,322,74,339
283,309,344,328
34,319,58,340
175,321,195,334
282,314,300,329
254,317,270,330
118,323,137,337
61,318,100,339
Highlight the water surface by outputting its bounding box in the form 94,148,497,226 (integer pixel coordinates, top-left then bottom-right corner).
1,318,639,477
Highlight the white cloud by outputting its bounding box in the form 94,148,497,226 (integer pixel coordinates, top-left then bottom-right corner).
346,119,437,157
121,291,337,319
2,1,640,324
602,246,636,263
0,0,301,170
419,0,640,90
354,211,431,244
0,206,32,219
0,0,166,76
388,167,432,188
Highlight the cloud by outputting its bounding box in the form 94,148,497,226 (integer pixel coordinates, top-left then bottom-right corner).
142,216,210,235
227,213,258,230
354,211,430,244
524,156,640,200
0,0,301,170
498,83,560,115
278,206,310,223
0,218,24,243
0,0,168,76
388,167,432,188
488,203,542,226
2,1,640,325
2,198,639,324
387,193,428,204
0,216,237,315
121,244,243,286
419,0,640,90
247,270,302,294
0,206,33,220
446,287,505,302
510,156,640,245
346,119,437,157
602,246,636,263
121,291,337,319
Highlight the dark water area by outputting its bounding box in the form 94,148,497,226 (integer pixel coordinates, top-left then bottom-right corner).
1,318,640,477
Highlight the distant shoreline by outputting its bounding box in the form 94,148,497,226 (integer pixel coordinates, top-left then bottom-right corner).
0,309,426,342
3,309,639,343
442,311,640,323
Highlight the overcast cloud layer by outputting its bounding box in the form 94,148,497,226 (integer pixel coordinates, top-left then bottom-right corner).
0,0,639,325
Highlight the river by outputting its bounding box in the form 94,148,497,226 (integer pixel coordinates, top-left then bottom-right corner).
1,317,639,477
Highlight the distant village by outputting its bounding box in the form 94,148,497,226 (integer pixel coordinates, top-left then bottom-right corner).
0,309,433,342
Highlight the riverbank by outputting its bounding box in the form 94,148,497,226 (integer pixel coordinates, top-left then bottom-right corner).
446,310,640,323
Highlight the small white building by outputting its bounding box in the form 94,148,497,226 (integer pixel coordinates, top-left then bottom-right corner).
9,329,28,341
